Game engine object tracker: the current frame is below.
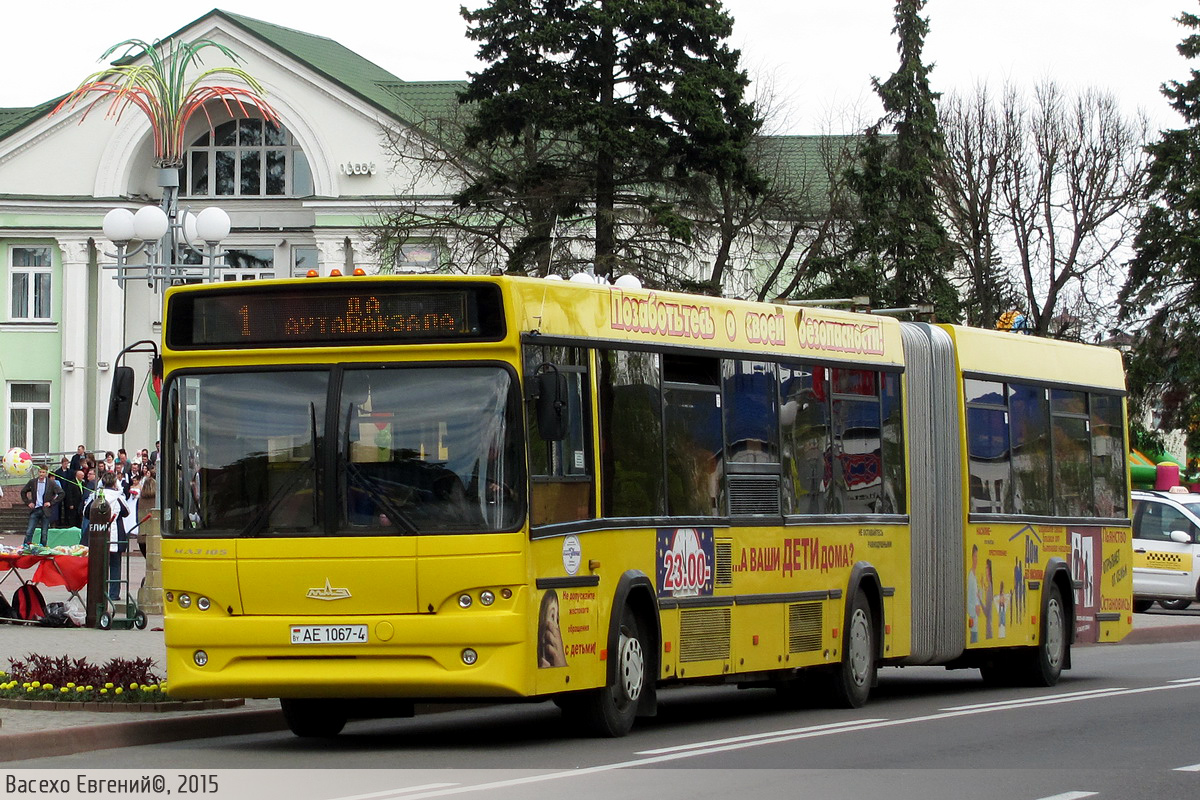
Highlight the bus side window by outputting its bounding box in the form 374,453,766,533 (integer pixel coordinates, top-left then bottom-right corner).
526,346,594,526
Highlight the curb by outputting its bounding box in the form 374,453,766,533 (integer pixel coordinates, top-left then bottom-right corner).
0,698,243,713
1120,624,1200,646
0,708,287,763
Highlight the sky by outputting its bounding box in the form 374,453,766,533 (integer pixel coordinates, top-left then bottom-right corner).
1,1,1192,133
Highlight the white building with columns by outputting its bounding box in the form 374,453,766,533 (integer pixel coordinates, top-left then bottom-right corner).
0,9,459,459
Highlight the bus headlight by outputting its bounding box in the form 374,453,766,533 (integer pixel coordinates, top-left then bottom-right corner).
178,593,192,608
197,596,211,611
458,594,472,608
480,590,495,606
193,650,208,667
461,648,478,665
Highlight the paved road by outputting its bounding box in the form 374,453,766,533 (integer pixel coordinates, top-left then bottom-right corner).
4,639,1199,800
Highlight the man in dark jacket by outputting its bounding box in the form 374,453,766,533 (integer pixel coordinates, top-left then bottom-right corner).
20,466,64,547
62,469,86,528
51,456,76,526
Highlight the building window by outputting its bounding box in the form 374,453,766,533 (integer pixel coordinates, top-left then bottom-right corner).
184,247,275,281
394,242,443,272
292,246,319,277
182,119,312,198
9,247,52,320
8,382,50,454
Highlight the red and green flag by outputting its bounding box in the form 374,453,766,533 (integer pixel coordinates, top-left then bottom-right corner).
148,373,162,418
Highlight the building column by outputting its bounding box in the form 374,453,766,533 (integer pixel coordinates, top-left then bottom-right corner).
56,236,93,452
93,237,129,454
315,236,348,275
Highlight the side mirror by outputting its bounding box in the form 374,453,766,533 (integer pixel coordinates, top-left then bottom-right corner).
535,366,569,442
106,365,136,434
1169,529,1193,544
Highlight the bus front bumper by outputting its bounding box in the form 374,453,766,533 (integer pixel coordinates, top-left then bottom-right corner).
163,612,532,700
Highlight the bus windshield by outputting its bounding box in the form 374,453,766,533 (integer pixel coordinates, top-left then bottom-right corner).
167,365,524,536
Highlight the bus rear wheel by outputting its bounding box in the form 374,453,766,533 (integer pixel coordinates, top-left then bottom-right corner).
563,605,646,737
826,592,876,708
1016,583,1068,687
280,698,347,738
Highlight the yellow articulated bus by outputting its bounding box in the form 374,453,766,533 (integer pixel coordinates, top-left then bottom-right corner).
133,274,1132,737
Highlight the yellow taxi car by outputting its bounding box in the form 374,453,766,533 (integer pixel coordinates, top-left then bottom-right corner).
1131,489,1200,611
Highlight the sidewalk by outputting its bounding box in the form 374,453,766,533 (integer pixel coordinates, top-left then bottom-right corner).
0,529,289,761
2,527,1198,762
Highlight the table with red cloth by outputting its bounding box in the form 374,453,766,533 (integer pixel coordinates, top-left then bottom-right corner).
0,553,89,614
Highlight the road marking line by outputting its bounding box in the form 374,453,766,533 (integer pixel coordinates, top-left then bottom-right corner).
324,679,1200,800
336,785,460,800
636,718,887,755
943,688,1127,711
1174,762,1200,772
1167,676,1200,684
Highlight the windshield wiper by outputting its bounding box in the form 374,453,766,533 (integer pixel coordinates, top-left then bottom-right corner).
344,461,419,534
342,403,419,534
239,403,320,537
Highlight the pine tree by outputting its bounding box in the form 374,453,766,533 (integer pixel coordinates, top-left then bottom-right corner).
1120,8,1200,451
841,0,958,319
458,0,761,282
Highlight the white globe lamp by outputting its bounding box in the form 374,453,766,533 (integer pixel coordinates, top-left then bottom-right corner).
102,208,137,244
133,205,169,242
195,207,232,244
181,211,199,246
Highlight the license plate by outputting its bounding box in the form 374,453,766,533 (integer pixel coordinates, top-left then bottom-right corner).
290,624,368,645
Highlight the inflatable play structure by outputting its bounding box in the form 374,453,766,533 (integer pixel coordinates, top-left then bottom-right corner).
1129,449,1196,491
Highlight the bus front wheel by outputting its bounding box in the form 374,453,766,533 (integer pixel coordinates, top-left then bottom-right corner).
827,592,876,708
1018,583,1068,687
563,605,646,737
280,698,347,738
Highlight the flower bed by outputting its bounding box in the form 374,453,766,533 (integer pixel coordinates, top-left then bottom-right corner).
0,653,239,711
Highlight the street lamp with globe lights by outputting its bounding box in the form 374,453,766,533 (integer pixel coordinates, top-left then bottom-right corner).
53,35,275,291
101,188,232,291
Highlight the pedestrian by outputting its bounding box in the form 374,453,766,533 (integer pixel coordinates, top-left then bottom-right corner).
61,467,85,529
122,474,142,550
20,466,64,547
92,471,131,602
69,444,88,475
137,473,156,559
79,467,99,545
51,456,76,527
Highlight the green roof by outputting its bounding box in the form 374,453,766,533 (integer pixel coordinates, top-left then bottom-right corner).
0,99,63,142
379,81,467,123
754,135,865,212
213,10,426,125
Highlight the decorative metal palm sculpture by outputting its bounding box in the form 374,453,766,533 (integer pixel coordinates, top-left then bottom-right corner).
53,36,277,167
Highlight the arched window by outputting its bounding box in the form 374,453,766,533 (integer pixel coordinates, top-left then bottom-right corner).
181,119,313,198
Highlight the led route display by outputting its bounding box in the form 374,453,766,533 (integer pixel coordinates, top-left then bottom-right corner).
166,282,505,348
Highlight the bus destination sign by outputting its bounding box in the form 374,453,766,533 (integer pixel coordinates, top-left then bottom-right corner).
167,283,505,348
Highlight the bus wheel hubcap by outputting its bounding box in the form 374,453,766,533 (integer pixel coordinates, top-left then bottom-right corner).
847,609,871,686
1045,599,1064,669
619,630,644,703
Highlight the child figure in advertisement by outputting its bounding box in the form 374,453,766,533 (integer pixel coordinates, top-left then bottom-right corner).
537,589,567,668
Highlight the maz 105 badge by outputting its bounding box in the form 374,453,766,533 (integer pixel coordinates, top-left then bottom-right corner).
657,527,714,598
